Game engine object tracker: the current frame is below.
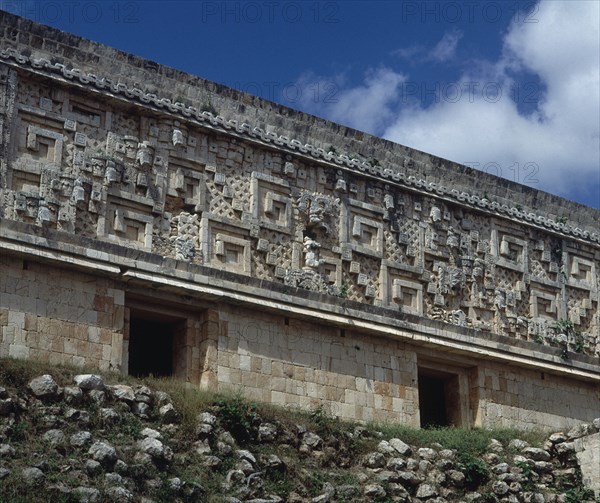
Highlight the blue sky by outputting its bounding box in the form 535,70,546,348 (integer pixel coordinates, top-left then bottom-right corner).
4,0,599,209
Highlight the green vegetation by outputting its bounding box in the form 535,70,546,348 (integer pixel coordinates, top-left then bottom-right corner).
0,357,595,503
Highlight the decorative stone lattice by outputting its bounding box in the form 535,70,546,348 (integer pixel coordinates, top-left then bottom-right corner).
0,49,598,357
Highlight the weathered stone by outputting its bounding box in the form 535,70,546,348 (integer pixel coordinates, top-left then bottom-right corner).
416,483,438,499
363,451,386,468
138,437,172,462
387,457,407,471
193,439,212,455
131,402,151,418
88,390,106,405
105,486,133,502
28,375,59,400
523,447,551,461
258,422,278,442
364,483,386,498
378,439,397,455
85,459,102,475
74,375,105,391
72,486,101,503
141,427,162,439
397,470,423,485
0,443,16,457
197,412,217,425
236,458,254,475
447,470,465,486
492,462,510,474
196,422,214,438
110,385,135,403
492,481,510,495
0,398,15,415
302,432,323,449
88,441,117,465
43,428,65,446
533,461,553,473
22,466,45,485
488,439,504,452
389,438,412,456
508,439,530,450
1,10,600,442
236,449,257,464
567,423,593,440
159,403,179,423
64,386,83,404
100,407,120,422
548,432,567,444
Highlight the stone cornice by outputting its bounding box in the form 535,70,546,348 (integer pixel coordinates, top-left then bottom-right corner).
1,47,598,247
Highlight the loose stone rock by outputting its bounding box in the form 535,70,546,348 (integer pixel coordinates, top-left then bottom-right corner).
389,438,412,456
88,390,106,405
548,432,567,444
43,428,65,446
69,431,92,447
416,483,438,499
22,466,45,485
88,441,118,465
258,422,278,442
492,481,510,496
64,386,83,404
509,439,530,450
523,447,551,461
73,486,101,503
0,443,16,457
159,403,179,423
197,412,217,425
302,432,323,449
85,459,102,476
378,439,398,455
28,374,59,400
74,374,105,391
105,486,133,502
110,384,135,403
363,451,386,468
131,402,151,418
418,447,438,460
364,483,386,498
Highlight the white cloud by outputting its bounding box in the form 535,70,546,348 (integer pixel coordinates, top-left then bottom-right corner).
295,68,407,134
429,29,463,62
393,29,463,63
294,1,600,205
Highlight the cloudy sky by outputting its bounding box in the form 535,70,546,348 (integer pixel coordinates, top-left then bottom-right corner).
6,0,599,208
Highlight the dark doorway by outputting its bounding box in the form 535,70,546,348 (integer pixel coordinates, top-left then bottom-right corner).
129,317,178,377
419,373,449,428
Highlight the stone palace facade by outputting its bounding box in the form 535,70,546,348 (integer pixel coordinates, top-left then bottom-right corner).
1,12,598,429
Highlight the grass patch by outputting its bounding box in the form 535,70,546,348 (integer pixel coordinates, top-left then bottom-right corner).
367,423,546,456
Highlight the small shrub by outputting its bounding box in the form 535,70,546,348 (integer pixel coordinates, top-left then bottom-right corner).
459,453,489,490
310,403,341,436
214,392,259,444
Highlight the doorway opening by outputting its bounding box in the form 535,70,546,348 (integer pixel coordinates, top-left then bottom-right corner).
418,368,462,428
128,311,185,378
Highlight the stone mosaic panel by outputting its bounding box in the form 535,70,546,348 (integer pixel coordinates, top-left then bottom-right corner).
0,60,598,357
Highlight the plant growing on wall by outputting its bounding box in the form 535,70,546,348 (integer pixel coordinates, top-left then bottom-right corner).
552,319,584,359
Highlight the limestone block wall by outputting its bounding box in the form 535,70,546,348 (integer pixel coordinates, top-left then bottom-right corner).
0,12,598,429
475,364,600,431
215,305,419,424
0,254,124,369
